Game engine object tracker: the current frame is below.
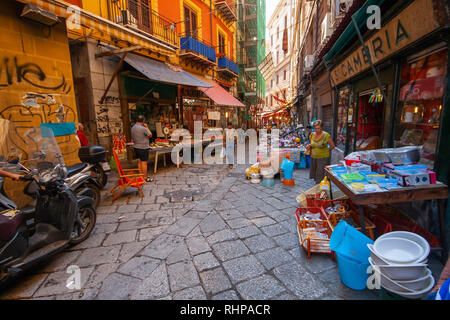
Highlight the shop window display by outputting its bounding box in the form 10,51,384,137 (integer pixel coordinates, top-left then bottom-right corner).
355,88,384,151
394,48,447,168
336,87,350,151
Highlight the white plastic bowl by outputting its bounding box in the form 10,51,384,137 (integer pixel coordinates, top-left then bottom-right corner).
374,237,424,264
368,257,428,280
377,231,430,263
373,264,415,293
382,274,435,299
367,244,428,266
396,268,433,291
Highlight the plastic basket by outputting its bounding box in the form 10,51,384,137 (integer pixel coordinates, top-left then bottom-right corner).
327,209,376,240
305,193,325,207
372,211,440,248
297,219,333,259
294,207,328,223
319,198,352,216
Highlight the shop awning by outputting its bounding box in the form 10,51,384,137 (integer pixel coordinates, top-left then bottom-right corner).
199,82,245,107
189,75,244,107
122,53,212,88
323,0,385,63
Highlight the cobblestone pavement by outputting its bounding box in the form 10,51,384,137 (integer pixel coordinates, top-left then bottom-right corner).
0,161,386,300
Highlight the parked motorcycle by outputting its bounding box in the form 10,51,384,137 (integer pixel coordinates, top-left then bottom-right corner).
0,121,96,286
66,146,109,189
24,146,107,209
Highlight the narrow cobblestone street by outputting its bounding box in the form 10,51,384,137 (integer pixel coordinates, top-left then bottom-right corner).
0,162,385,300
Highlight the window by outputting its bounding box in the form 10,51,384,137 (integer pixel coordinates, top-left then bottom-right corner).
271,35,273,46
218,32,226,55
277,27,279,39
184,5,198,39
393,48,448,168
271,79,273,88
283,69,286,80
277,74,279,84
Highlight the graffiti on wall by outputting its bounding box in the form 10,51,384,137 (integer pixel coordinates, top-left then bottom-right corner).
0,57,72,93
0,56,78,161
0,94,78,160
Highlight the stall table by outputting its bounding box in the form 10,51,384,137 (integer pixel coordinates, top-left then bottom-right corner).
150,139,212,174
325,167,449,263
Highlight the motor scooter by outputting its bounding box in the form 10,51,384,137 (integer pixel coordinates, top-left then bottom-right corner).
0,122,96,287
66,146,109,189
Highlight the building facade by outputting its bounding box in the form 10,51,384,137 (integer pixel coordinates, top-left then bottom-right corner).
265,0,296,112
236,0,266,128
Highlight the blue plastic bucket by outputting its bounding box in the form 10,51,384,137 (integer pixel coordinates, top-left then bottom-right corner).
281,159,295,180
330,221,374,290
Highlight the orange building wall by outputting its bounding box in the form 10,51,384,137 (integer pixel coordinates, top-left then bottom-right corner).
158,0,235,61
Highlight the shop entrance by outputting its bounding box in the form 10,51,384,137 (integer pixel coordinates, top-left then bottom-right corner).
355,89,384,151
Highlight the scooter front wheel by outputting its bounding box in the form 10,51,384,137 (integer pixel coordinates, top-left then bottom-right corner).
70,204,96,245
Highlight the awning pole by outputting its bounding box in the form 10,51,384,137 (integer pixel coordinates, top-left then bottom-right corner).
351,16,387,100
99,52,127,104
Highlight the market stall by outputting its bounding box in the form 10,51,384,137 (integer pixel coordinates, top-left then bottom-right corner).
322,147,448,264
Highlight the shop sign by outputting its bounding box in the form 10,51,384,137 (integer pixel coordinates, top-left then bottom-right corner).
208,111,221,120
331,0,440,86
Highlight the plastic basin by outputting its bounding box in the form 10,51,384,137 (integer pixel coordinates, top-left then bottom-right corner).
374,237,424,264
377,231,430,263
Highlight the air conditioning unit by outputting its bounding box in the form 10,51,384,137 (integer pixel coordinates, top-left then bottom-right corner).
320,13,333,45
115,10,137,28
304,55,314,73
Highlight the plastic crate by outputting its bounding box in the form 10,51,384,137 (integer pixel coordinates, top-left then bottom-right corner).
319,198,351,216
305,193,326,207
295,207,328,223
297,219,333,259
373,211,440,248
327,209,376,240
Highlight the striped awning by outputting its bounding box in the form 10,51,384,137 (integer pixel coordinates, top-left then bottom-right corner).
18,0,177,57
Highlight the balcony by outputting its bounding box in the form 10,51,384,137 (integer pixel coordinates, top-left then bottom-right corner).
108,0,178,47
215,0,237,23
217,55,238,77
179,36,217,69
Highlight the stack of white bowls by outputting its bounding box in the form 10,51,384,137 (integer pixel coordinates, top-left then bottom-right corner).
368,231,435,299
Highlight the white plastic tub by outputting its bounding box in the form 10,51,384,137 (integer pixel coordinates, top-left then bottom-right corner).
373,237,424,264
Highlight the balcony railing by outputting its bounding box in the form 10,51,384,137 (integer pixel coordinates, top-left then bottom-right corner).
108,0,178,47
215,0,237,22
180,36,216,62
218,56,238,75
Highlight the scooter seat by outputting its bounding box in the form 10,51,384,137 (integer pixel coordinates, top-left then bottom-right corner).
67,163,87,176
0,209,23,241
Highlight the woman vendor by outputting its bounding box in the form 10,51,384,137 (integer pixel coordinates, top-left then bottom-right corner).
307,120,335,184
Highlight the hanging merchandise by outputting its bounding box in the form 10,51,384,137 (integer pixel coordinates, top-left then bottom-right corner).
369,88,384,103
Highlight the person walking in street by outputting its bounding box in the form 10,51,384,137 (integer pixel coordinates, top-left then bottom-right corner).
131,115,153,182
224,122,236,168
307,120,335,184
77,123,89,147
303,125,313,168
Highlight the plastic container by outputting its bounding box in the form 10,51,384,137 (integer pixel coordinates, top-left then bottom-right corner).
78,145,107,163
373,237,424,264
345,159,360,166
329,221,374,290
297,218,333,259
280,159,295,180
262,177,275,187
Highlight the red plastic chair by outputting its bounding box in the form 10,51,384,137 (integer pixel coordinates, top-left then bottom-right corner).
110,148,145,201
